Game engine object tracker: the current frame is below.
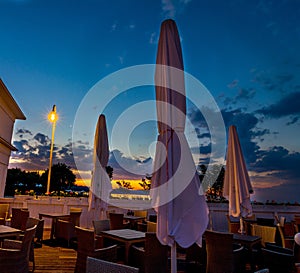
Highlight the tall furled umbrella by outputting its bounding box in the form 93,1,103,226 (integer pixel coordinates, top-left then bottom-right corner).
88,114,112,220
151,19,209,273
223,125,253,233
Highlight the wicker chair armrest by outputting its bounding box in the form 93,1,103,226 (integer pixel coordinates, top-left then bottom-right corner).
94,244,118,262
233,245,245,272
137,222,147,232
265,242,294,255
131,244,145,254
0,248,21,255
262,248,294,258
233,243,243,252
57,215,71,221
58,219,74,228
129,244,145,268
2,239,22,249
233,245,244,255
123,220,130,228
35,219,44,240
254,269,269,273
95,235,104,249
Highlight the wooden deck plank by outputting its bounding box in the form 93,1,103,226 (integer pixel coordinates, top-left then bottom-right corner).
32,230,77,273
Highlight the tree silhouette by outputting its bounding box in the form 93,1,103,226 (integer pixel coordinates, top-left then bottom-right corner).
139,177,151,190
5,168,41,196
105,166,113,179
41,163,76,193
116,180,133,190
198,164,226,201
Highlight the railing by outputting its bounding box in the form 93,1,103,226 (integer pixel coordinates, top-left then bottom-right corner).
1,196,300,230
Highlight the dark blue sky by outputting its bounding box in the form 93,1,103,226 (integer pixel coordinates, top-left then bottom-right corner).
1,0,300,202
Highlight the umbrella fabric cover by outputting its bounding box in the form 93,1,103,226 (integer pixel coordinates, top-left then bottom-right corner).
223,125,253,218
151,19,209,249
88,115,112,218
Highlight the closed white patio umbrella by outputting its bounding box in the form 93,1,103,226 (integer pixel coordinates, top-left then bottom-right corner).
223,125,253,233
151,19,209,273
88,114,112,220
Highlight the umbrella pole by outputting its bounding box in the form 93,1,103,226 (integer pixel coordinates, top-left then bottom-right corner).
171,243,177,273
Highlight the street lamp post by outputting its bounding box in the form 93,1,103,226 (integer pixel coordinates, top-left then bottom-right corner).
46,105,58,194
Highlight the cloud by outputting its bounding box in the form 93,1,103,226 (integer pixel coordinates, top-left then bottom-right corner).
10,129,153,182
286,116,299,126
128,24,135,30
13,139,30,153
251,69,294,92
256,92,300,119
227,79,239,89
161,0,176,18
15,128,32,138
235,88,256,101
188,100,300,202
33,133,49,145
254,146,300,177
161,0,192,19
10,130,80,171
111,22,117,32
109,149,153,180
149,32,158,44
252,146,300,202
189,106,265,167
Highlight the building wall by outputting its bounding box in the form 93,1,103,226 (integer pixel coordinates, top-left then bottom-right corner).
0,79,25,197
0,142,12,196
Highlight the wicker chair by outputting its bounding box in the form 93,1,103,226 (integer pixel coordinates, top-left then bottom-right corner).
0,203,10,225
26,217,44,246
205,230,244,273
294,216,300,233
261,247,295,273
55,208,82,246
185,241,206,273
264,239,300,263
0,225,37,273
133,210,147,218
93,219,110,235
86,257,139,273
75,226,118,273
23,217,44,272
129,232,168,273
226,214,240,234
146,221,156,232
251,224,277,247
109,212,129,230
277,224,294,249
11,208,29,230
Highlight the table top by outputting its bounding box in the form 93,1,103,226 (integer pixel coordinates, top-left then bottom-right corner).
124,215,145,221
39,212,70,218
100,229,145,240
233,233,261,243
243,218,257,223
0,225,21,238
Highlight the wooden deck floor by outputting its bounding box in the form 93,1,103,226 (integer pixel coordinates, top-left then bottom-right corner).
32,230,190,273
33,244,76,273
33,229,77,273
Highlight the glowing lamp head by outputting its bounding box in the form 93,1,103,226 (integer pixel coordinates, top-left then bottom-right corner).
48,105,58,123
